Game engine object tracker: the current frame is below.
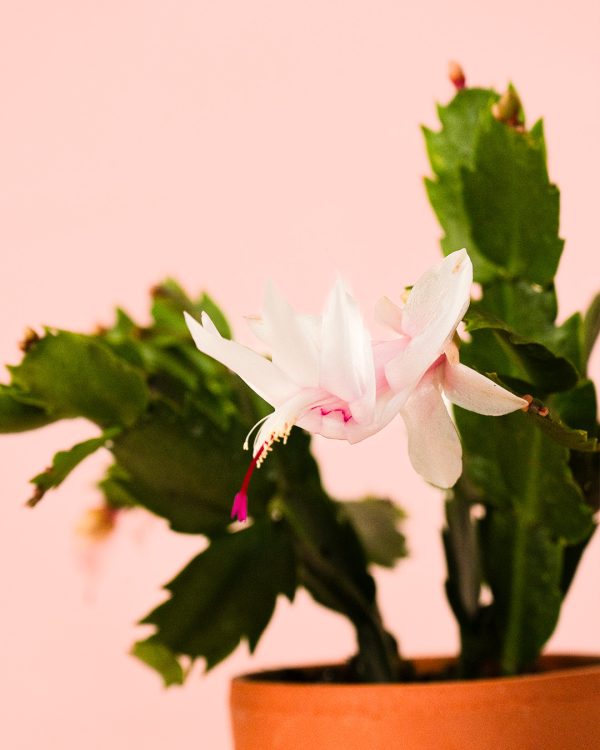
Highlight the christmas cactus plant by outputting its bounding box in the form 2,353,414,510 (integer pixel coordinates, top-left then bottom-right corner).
2,68,598,685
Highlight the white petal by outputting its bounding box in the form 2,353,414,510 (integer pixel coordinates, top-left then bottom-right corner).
385,250,473,393
402,249,472,338
443,362,529,415
184,311,295,406
260,281,320,387
375,296,404,332
401,376,462,488
320,280,376,417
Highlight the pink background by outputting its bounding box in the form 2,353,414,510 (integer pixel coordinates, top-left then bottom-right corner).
1,2,599,748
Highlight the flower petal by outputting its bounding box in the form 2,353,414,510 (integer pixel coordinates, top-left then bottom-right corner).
400,375,462,488
184,311,295,406
385,249,473,393
320,280,376,419
252,387,325,454
260,281,321,387
443,361,529,415
375,295,404,332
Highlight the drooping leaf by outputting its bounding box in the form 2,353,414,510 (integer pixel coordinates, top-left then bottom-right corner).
341,498,407,568
524,408,598,453
9,331,149,427
0,385,55,432
140,520,296,670
463,311,579,393
131,638,186,687
29,427,122,506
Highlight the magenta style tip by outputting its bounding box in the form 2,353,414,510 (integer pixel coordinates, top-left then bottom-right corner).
231,492,248,522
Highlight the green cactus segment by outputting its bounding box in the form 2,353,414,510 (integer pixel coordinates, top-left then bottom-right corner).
138,519,296,673
426,85,599,677
8,331,149,427
0,385,55,432
29,427,122,505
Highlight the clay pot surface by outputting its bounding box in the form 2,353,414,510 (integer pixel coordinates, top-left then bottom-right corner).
230,654,600,750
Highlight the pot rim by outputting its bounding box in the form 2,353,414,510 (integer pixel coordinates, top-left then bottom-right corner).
232,652,600,688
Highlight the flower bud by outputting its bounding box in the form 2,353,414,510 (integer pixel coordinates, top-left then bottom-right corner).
491,87,523,126
19,327,40,352
448,61,466,90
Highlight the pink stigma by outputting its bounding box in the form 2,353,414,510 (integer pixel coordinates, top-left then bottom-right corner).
231,492,248,522
230,444,266,522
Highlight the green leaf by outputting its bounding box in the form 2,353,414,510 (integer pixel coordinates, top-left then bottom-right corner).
9,331,149,427
111,401,275,535
98,463,140,509
456,409,593,544
462,117,564,285
549,379,598,438
29,427,122,506
140,520,296,670
455,408,594,674
525,408,598,453
341,498,407,569
463,311,579,393
583,292,600,367
476,279,557,340
0,385,55,433
423,88,501,283
131,638,186,687
481,509,563,673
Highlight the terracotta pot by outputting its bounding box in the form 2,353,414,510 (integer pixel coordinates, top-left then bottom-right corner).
230,654,600,750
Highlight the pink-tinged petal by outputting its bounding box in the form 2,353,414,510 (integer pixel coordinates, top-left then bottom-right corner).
231,492,248,522
260,281,321,387
401,249,472,338
443,361,529,415
184,311,295,406
252,387,327,455
375,296,404,333
320,280,376,417
401,376,462,488
385,250,473,393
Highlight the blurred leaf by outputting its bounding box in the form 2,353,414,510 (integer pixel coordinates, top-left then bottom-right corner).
9,331,149,427
132,638,185,687
341,498,407,568
583,292,600,367
141,520,296,670
98,463,140,509
29,427,121,506
0,385,55,432
111,401,275,535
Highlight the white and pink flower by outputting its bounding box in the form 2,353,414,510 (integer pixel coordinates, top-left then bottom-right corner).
184,249,527,519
